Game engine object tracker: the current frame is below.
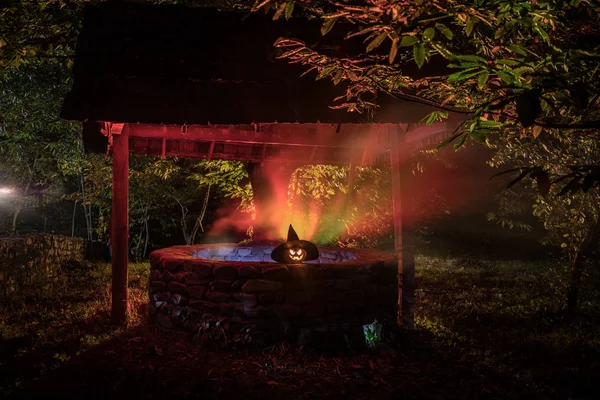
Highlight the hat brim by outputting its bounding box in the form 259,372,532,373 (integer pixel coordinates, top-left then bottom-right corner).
271,240,319,263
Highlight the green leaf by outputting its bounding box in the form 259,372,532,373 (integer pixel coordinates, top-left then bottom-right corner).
423,27,435,40
477,70,489,88
470,129,488,144
367,32,388,53
435,23,453,40
447,67,482,82
508,45,528,57
447,62,481,68
478,120,503,128
316,65,336,80
494,59,520,66
454,134,468,150
466,17,476,36
284,1,295,20
321,17,338,36
399,35,419,47
533,24,550,43
333,70,344,85
413,43,426,68
496,69,514,84
456,55,487,63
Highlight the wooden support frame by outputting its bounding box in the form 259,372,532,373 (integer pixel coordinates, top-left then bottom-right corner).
110,124,129,325
389,124,415,329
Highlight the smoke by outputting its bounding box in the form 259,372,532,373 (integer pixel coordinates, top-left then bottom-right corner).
205,122,495,246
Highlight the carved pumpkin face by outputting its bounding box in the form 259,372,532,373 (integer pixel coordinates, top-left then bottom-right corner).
287,247,306,262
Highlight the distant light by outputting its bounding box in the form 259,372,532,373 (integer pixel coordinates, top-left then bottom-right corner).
0,187,15,195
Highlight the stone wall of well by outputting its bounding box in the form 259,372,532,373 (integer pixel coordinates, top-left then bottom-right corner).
149,245,398,346
0,235,85,296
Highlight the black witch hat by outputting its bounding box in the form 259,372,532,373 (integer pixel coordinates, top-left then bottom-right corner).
271,225,319,263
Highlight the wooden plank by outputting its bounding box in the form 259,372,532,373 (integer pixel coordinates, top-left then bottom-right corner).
111,123,129,325
161,137,166,159
206,141,215,161
389,124,415,330
127,123,393,151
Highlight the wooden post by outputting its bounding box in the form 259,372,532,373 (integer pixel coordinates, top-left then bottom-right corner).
389,124,415,329
111,124,129,325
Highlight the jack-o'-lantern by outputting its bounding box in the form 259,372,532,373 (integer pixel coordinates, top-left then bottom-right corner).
271,225,319,264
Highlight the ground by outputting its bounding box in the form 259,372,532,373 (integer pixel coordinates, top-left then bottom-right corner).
1,253,599,399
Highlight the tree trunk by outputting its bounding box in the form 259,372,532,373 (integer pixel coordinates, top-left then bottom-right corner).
79,169,93,241
567,219,600,313
143,217,150,258
11,203,22,237
567,251,584,313
71,201,77,237
191,185,211,244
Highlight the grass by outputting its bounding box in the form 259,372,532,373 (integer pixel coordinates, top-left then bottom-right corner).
415,255,600,397
1,253,599,399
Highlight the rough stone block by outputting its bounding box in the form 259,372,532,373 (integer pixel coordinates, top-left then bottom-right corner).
161,270,175,282
233,293,257,306
205,292,230,303
219,302,236,317
184,273,205,285
163,259,182,272
187,285,206,299
171,293,188,305
237,248,252,257
246,306,273,319
275,304,301,318
239,265,261,278
189,300,216,313
195,249,211,259
262,266,291,281
287,291,311,304
258,293,276,305
150,281,166,292
214,265,238,280
231,279,245,290
242,279,284,292
191,261,214,277
168,281,188,295
213,279,232,292
150,269,161,281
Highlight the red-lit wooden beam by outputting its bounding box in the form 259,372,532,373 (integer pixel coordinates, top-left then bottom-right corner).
111,124,129,325
126,123,393,151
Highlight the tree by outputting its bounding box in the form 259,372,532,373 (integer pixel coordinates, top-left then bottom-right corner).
0,63,81,235
249,1,600,312
252,0,600,189
490,132,600,312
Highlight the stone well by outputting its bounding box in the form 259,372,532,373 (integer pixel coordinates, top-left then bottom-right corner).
148,244,398,346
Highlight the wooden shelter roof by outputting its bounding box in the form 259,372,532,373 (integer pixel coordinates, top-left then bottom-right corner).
64,2,463,164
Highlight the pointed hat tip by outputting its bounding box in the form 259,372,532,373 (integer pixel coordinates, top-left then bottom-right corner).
287,224,300,242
